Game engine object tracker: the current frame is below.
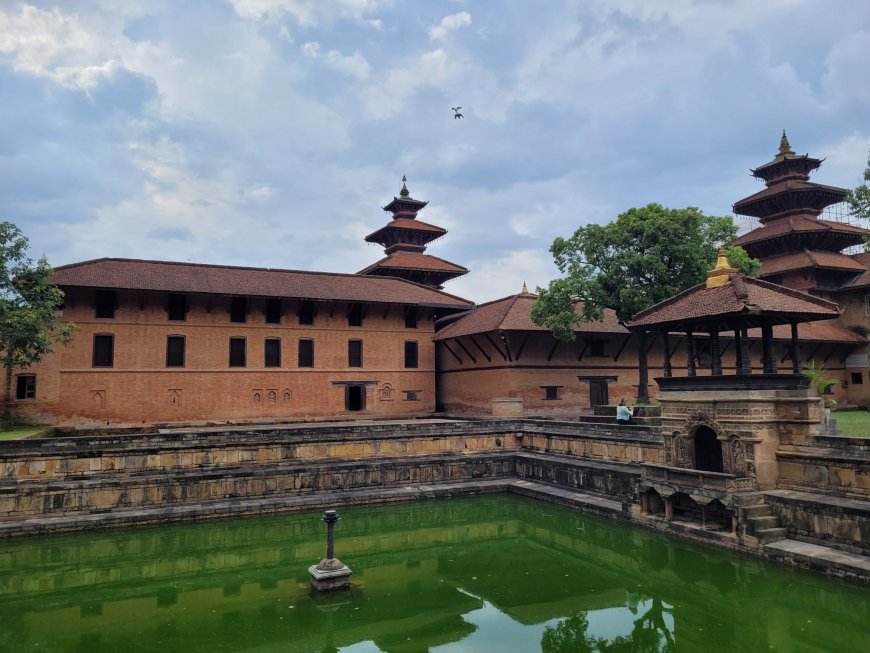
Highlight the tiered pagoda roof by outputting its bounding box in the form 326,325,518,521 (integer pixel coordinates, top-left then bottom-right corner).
358,177,468,288
734,132,869,292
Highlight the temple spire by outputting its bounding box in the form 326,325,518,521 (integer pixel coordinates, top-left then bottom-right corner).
778,130,794,157
400,175,409,197
706,248,738,289
521,281,530,295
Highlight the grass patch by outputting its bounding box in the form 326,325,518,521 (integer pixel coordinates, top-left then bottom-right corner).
831,411,870,438
0,425,46,441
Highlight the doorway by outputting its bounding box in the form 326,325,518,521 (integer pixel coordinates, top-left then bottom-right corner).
346,385,366,412
589,379,609,407
694,426,723,473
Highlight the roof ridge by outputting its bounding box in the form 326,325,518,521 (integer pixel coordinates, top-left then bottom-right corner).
742,275,840,311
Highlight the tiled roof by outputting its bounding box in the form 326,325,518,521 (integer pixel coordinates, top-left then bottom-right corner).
435,292,627,340
768,322,865,343
358,251,469,275
364,218,447,243
759,250,867,276
735,216,868,247
628,275,840,329
50,258,473,308
733,180,847,216
841,252,870,290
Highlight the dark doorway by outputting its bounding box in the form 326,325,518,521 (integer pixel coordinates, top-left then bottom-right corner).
346,385,365,412
694,426,723,473
589,379,609,407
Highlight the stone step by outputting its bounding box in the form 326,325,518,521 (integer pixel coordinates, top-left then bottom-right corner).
742,504,773,518
756,527,788,545
764,539,870,581
748,515,780,532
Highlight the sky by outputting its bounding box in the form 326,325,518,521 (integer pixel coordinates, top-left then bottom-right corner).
1,0,869,303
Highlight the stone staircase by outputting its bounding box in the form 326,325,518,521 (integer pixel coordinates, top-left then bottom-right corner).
742,502,788,545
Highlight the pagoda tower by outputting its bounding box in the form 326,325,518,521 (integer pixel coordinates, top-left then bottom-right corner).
358,177,468,288
734,131,868,294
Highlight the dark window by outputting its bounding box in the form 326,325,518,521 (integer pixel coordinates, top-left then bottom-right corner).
298,339,314,367
229,338,246,367
348,303,363,327
265,298,282,324
166,336,185,367
15,375,36,400
348,340,363,368
588,340,606,357
403,390,419,401
92,334,114,367
404,341,418,369
404,307,418,329
230,297,247,323
543,386,560,400
346,385,365,411
265,338,281,367
94,290,116,319
298,301,315,325
167,294,187,321
823,384,834,395
851,372,864,385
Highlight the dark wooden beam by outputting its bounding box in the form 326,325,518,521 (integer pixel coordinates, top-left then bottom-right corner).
547,339,560,362
613,334,631,362
382,305,391,320
514,333,531,361
485,333,508,360
469,336,492,362
823,345,837,364
808,342,824,361
500,331,513,362
456,338,477,364
441,341,463,364
577,339,590,361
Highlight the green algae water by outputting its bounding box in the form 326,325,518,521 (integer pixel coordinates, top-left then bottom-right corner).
0,495,867,652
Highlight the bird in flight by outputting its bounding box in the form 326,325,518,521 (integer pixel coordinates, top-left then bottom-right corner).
452,106,463,119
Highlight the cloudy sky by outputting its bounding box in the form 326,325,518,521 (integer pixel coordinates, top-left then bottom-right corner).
1,0,869,303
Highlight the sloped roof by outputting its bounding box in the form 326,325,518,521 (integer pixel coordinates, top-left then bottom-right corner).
358,251,469,275
839,251,870,290
435,292,627,340
759,250,867,276
628,275,840,330
364,218,447,243
735,216,868,247
769,322,865,343
50,258,473,308
733,180,847,217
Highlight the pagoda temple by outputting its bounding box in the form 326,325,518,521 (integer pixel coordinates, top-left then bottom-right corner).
358,177,469,288
734,131,869,294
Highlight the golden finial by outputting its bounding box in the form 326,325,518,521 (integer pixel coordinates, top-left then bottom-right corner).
521,281,529,295
400,175,409,197
778,130,794,157
706,247,738,288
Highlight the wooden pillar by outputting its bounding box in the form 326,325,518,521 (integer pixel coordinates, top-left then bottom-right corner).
686,331,696,377
662,331,672,378
790,322,801,374
710,328,722,376
735,327,751,375
761,323,778,374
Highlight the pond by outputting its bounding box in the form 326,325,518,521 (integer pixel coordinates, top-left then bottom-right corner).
0,495,867,652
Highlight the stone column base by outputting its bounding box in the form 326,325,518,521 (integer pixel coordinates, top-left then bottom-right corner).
309,561,352,591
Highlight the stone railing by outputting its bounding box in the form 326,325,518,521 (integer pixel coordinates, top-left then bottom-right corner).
641,464,753,491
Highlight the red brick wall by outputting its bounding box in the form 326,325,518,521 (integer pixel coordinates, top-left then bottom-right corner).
13,288,436,425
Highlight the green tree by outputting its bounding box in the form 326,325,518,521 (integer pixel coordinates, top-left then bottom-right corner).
531,204,758,403
846,150,870,221
0,222,74,418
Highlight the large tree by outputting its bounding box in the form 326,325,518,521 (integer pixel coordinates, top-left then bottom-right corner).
531,204,759,403
846,150,870,221
0,222,74,417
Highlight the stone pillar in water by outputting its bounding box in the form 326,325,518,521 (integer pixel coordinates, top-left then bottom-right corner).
309,509,352,591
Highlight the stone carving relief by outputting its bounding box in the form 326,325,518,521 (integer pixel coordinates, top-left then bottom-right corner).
168,389,182,408
380,383,394,401
283,390,291,403
268,390,277,403
253,392,261,404
91,390,106,409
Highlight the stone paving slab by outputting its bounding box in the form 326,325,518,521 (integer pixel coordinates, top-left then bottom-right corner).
764,539,870,577
765,489,870,516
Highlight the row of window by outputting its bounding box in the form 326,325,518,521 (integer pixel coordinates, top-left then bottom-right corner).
91,334,420,369
93,290,421,328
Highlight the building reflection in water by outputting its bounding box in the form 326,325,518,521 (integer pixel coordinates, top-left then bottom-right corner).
0,495,866,652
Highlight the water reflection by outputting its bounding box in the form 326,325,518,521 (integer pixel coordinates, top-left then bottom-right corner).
0,495,866,652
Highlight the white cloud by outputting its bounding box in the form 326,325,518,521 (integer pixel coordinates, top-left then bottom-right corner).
302,41,371,79
229,0,386,26
0,5,119,90
430,11,472,41
449,249,556,304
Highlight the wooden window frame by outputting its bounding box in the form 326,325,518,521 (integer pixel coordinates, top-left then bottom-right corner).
404,341,419,369
167,293,187,321
92,334,114,367
229,297,248,323
229,337,247,367
264,338,281,368
15,375,36,400
348,339,363,368
94,289,116,319
166,335,186,368
298,339,314,368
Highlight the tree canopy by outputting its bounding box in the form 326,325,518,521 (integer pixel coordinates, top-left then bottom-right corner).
531,204,759,402
846,150,870,221
0,222,74,412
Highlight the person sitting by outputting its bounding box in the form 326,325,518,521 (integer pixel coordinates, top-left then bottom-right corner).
616,398,634,425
